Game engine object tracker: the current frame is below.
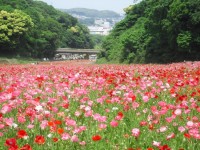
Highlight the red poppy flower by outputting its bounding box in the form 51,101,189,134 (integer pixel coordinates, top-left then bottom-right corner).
184,133,191,139
149,124,154,130
34,135,45,145
140,121,147,126
131,95,136,101
17,130,27,138
48,121,54,126
5,138,17,148
0,113,3,118
117,112,124,118
57,128,64,134
36,76,44,82
92,135,102,141
106,99,111,104
20,144,32,150
63,103,69,109
7,87,14,93
52,137,58,142
147,148,154,150
191,92,196,97
159,144,171,150
34,97,40,102
54,120,62,125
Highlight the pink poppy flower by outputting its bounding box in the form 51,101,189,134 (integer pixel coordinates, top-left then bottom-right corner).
174,109,182,115
132,128,140,137
110,120,118,127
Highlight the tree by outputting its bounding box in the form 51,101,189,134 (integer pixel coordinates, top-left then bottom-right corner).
0,0,94,58
100,0,200,63
0,10,34,54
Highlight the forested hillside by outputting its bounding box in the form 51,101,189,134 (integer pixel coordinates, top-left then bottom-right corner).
100,0,200,63
61,8,121,18
0,0,94,58
61,8,122,26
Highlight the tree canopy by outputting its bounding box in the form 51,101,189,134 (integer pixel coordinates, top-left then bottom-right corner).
0,0,94,58
0,10,33,44
100,0,200,63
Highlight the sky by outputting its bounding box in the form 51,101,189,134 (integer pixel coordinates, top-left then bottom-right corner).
40,0,138,14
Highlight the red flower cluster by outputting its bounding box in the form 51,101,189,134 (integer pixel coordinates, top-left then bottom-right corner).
5,138,18,149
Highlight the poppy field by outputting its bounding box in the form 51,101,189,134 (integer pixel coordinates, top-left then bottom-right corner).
0,61,200,150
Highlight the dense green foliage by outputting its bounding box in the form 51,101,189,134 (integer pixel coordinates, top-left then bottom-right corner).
0,10,34,54
90,34,105,49
101,0,200,63
0,0,94,58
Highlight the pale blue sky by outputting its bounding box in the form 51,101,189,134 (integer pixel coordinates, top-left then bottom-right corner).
40,0,138,14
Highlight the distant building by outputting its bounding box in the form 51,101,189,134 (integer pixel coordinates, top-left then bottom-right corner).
65,11,123,36
95,19,104,26
89,54,97,61
103,22,110,28
88,26,112,35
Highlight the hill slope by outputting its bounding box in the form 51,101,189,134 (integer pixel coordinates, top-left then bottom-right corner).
0,0,94,58
60,8,121,18
100,0,200,63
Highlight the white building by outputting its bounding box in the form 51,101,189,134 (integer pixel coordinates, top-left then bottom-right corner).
95,19,104,26
103,22,110,28
88,26,112,35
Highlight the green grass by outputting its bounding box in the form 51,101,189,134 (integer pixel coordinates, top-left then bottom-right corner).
96,57,120,64
0,56,39,64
